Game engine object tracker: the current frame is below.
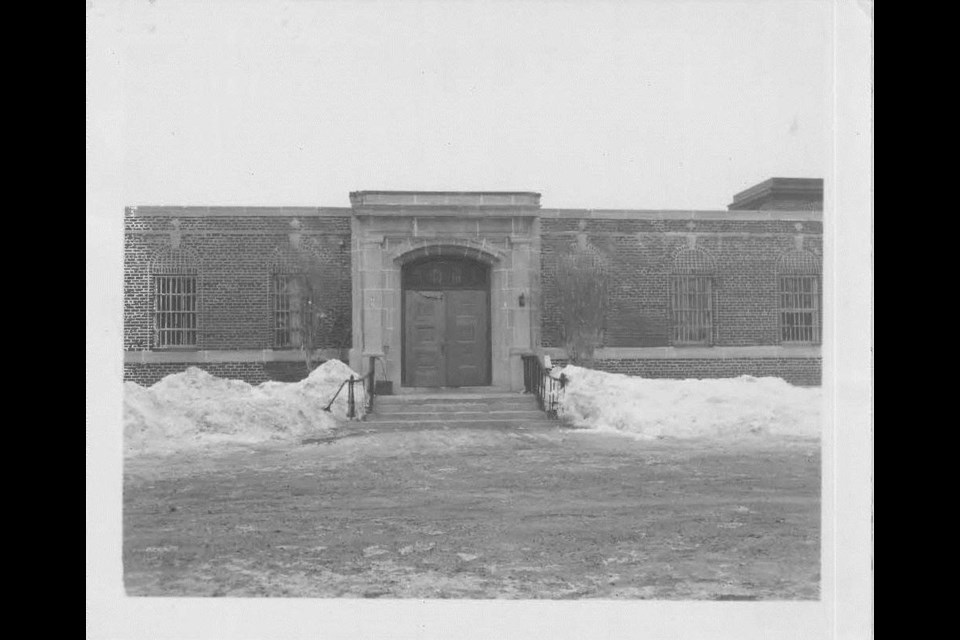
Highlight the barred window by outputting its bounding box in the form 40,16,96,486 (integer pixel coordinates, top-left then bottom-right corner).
670,276,714,344
271,273,306,348
151,249,199,348
670,247,716,345
779,276,820,343
777,250,821,344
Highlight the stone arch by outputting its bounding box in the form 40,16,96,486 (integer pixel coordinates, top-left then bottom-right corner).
671,246,717,275
268,238,323,274
268,245,304,274
149,246,200,274
397,243,496,387
776,249,821,275
565,233,610,272
391,239,504,266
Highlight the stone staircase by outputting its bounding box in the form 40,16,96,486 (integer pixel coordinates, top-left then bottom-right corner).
361,389,558,432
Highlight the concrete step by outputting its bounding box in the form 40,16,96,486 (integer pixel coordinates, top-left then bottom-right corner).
392,386,513,396
372,400,539,413
303,419,561,444
364,410,546,423
354,418,560,430
364,391,554,428
375,392,532,404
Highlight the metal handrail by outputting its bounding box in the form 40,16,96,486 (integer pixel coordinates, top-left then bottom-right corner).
322,371,371,419
322,356,382,420
521,354,567,418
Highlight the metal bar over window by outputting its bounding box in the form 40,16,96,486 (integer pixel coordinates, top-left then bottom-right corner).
271,273,304,348
153,274,198,347
778,275,820,344
670,276,714,345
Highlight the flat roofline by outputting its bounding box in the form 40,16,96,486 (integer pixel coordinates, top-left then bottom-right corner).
349,190,542,196
125,206,352,217
539,208,822,221
124,205,822,221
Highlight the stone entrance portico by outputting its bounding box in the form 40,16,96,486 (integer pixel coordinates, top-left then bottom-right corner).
348,191,542,391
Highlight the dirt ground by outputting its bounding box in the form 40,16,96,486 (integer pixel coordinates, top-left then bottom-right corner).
123,426,820,599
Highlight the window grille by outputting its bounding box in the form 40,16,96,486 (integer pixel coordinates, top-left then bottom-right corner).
670,247,716,345
153,275,198,347
271,273,305,348
150,248,199,348
777,250,821,345
670,276,714,344
778,275,820,343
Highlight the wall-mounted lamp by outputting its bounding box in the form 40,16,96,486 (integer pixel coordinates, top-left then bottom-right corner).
518,292,526,307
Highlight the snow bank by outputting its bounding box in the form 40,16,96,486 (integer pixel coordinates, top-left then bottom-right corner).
124,360,366,456
556,365,820,441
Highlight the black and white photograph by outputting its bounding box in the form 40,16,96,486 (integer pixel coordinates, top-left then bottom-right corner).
87,0,872,637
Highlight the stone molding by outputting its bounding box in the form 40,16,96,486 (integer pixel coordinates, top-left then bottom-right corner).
390,239,506,265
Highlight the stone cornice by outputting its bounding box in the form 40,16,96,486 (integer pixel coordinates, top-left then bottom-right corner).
351,205,542,218
349,191,541,208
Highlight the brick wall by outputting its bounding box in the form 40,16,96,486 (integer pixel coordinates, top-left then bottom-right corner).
123,358,348,386
551,357,821,386
124,210,352,352
124,362,271,386
540,218,823,350
124,207,822,387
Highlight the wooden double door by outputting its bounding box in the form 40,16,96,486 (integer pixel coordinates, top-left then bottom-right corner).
402,260,491,387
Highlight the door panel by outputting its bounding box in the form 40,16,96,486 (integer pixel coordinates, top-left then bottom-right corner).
404,291,445,387
445,290,490,387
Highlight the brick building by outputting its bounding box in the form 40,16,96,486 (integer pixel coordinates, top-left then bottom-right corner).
124,177,823,388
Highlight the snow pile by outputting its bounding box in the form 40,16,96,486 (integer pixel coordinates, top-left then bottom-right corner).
124,360,366,456
556,365,820,441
